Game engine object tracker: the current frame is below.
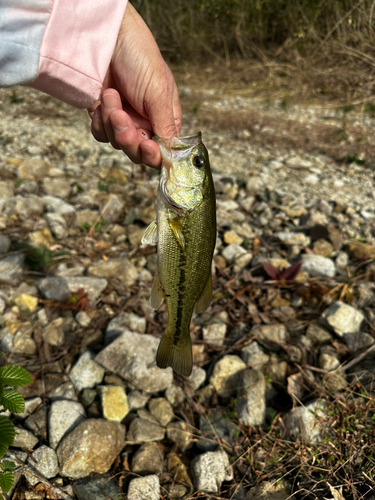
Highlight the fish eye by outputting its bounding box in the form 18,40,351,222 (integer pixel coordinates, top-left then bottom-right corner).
193,156,205,168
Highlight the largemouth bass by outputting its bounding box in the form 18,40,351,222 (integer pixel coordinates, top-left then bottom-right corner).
142,132,216,376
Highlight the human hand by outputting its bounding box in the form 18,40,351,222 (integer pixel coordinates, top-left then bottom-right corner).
89,2,181,168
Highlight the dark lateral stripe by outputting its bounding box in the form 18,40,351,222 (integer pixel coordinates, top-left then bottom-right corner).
174,246,186,345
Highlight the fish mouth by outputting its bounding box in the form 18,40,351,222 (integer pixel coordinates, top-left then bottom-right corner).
154,132,202,151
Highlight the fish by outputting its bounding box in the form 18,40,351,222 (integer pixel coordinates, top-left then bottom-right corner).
141,132,216,377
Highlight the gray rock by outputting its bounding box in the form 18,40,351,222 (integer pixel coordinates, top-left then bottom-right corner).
48,382,78,402
1,324,37,357
95,330,173,393
245,480,290,500
13,427,38,449
42,195,75,215
88,259,138,287
241,341,269,369
336,251,349,271
319,346,340,371
237,369,266,426
99,385,129,422
148,398,174,427
0,254,24,282
99,194,124,223
43,317,65,346
322,301,364,336
198,408,239,451
38,277,71,301
127,418,165,444
209,355,246,398
57,419,125,479
306,322,332,344
202,323,227,346
128,390,149,411
131,442,164,474
286,156,313,169
49,400,86,449
191,450,233,493
164,384,186,406
283,399,327,443
0,180,14,198
105,312,146,344
75,311,92,327
253,324,287,350
344,331,374,354
42,177,71,198
222,244,247,264
301,254,336,278
81,388,97,408
18,158,51,180
69,351,105,392
136,408,160,425
277,232,310,247
45,212,68,239
15,397,42,419
28,445,59,479
0,235,11,253
64,277,108,302
127,475,160,500
186,366,206,391
24,407,47,438
166,421,194,452
73,474,123,500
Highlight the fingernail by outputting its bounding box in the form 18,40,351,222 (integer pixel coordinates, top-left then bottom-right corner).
103,94,118,109
111,114,127,133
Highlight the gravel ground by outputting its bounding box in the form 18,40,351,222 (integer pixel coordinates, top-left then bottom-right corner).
0,85,375,500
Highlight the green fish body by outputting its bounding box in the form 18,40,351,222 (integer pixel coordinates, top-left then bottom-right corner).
142,132,216,376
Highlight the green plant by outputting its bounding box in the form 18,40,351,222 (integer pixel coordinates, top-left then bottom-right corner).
0,360,32,498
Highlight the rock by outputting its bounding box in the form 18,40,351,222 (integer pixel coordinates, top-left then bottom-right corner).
64,277,108,302
42,177,71,198
148,398,174,427
202,323,227,346
75,311,92,327
319,346,340,371
69,351,105,392
95,331,173,393
286,156,312,169
198,408,239,451
14,293,38,313
2,323,37,357
283,399,327,443
209,355,246,398
131,442,164,474
136,408,159,425
57,419,125,479
347,240,375,260
241,341,269,369
99,385,129,422
81,388,97,408
166,421,194,452
49,400,86,449
344,331,374,353
313,239,334,257
186,366,206,391
48,381,78,402
322,301,364,336
0,254,24,282
277,232,310,248
99,194,124,223
38,277,71,301
105,312,146,344
305,322,332,344
126,418,165,444
253,324,287,350
45,212,68,239
75,210,100,228
24,407,47,438
128,390,149,411
301,254,336,277
245,480,290,500
237,369,266,426
43,317,65,346
191,450,233,493
73,474,123,500
0,180,14,198
222,244,247,264
13,427,38,449
323,369,347,392
0,234,11,253
88,259,138,287
28,445,59,479
18,158,51,180
42,195,75,216
15,397,42,419
224,230,244,246
164,384,186,406
127,475,160,500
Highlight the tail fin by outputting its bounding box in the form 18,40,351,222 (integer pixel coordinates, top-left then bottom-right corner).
156,332,192,377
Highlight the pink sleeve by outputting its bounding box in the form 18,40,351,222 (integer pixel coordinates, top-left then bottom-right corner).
28,0,128,109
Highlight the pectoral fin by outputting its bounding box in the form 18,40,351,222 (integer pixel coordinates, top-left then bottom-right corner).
150,273,165,310
194,273,212,314
142,220,158,245
168,220,185,250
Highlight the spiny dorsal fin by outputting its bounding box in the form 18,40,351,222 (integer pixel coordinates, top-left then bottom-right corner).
150,273,165,310
168,220,185,250
142,220,158,245
194,273,212,314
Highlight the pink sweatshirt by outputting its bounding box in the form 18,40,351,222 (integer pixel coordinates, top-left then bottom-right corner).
0,0,128,108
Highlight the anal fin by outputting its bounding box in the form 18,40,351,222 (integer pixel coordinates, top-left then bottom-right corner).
194,273,212,314
168,220,185,250
150,273,165,310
